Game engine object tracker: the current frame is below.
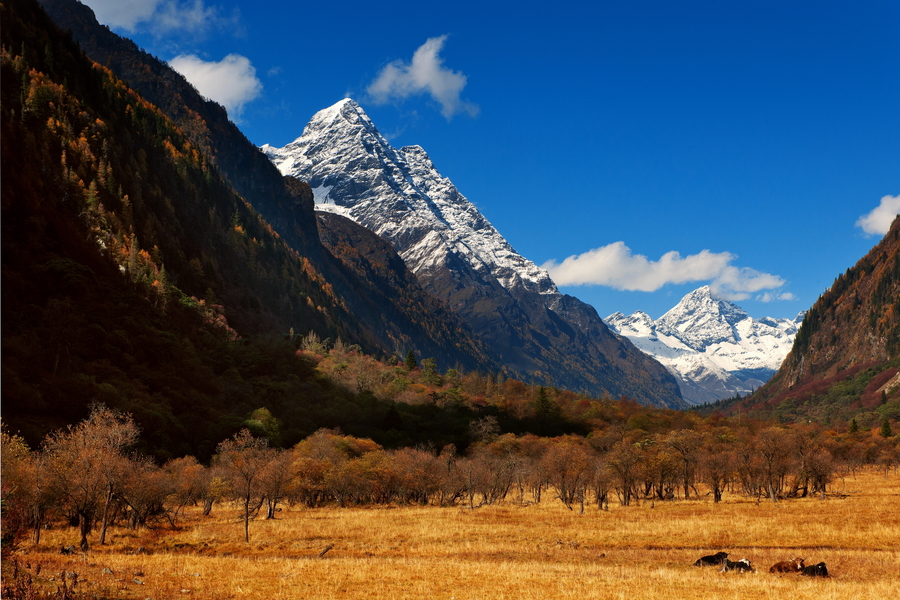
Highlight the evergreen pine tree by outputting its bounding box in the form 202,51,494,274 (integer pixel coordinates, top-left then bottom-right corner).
404,349,417,371
881,418,893,438
534,386,558,420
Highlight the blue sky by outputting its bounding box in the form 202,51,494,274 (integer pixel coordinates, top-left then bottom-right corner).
81,0,899,320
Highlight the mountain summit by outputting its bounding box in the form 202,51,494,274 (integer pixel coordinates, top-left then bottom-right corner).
262,99,555,297
263,99,685,407
606,286,803,404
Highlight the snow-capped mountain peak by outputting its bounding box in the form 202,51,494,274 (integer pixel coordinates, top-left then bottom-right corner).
261,98,557,296
606,287,802,404
656,285,751,352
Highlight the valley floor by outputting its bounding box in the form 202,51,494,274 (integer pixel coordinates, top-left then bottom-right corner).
4,470,899,600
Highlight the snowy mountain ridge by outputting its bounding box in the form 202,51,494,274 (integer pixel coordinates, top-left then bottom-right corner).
605,286,805,405
261,98,556,297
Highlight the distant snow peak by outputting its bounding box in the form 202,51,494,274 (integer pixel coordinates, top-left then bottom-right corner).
261,98,557,297
606,287,802,405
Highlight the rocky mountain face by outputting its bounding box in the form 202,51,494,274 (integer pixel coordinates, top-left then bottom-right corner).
606,286,803,404
263,100,686,408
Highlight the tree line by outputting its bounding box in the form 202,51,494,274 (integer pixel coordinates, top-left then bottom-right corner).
3,402,897,550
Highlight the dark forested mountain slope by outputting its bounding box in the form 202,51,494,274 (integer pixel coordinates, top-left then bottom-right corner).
732,217,900,426
28,0,494,373
36,0,321,259
0,0,495,457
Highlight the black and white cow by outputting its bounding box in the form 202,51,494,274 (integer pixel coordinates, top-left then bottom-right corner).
721,558,754,573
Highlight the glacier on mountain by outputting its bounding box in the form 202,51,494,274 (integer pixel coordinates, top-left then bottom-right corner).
605,286,805,405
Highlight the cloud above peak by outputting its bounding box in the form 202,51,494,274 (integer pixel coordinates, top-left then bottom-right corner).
367,35,479,120
168,54,261,119
856,194,900,236
542,242,786,301
83,0,237,37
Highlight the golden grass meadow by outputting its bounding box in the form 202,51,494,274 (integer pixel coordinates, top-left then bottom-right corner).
5,469,899,600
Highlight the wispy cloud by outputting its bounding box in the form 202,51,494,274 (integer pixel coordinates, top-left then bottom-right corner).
542,241,786,301
758,291,795,302
83,0,237,37
367,35,479,120
856,194,900,236
168,54,261,118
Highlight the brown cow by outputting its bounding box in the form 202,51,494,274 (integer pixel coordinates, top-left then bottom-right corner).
769,557,805,573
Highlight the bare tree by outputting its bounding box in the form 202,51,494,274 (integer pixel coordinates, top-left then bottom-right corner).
42,405,138,551
542,437,593,512
214,429,274,542
699,429,735,503
162,456,208,526
665,429,703,499
1,429,56,545
259,448,296,518
607,441,644,506
117,456,168,529
391,446,444,504
590,458,614,511
757,427,793,502
645,444,680,501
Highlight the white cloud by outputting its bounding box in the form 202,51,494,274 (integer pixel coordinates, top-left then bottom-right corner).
168,54,261,118
83,0,232,36
367,35,479,120
83,0,162,30
856,194,900,236
542,241,786,299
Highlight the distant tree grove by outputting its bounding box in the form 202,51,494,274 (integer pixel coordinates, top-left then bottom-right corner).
2,395,897,548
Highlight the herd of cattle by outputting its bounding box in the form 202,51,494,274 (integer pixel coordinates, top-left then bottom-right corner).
693,551,829,577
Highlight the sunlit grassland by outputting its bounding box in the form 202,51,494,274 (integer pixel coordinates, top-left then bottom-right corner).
7,470,899,600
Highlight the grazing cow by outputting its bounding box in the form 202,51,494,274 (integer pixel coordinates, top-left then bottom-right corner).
59,545,76,555
769,557,805,573
800,562,828,577
694,551,729,566
721,558,754,573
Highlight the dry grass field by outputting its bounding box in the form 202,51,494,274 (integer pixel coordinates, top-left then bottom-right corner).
5,469,899,600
